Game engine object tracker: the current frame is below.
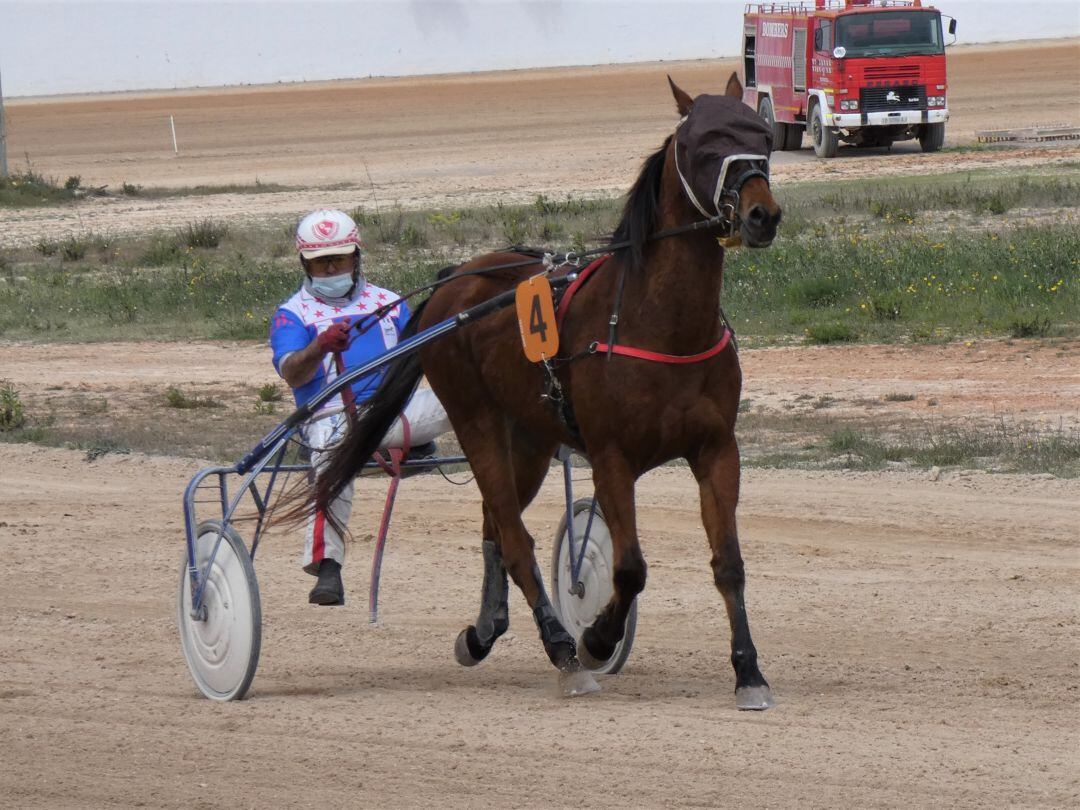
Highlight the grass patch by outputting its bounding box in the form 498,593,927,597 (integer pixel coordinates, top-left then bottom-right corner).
780,169,1080,228
165,387,223,409
0,170,80,206
805,322,858,344
726,222,1079,343
739,410,1080,477
83,439,131,461
0,168,1076,343
821,420,1080,476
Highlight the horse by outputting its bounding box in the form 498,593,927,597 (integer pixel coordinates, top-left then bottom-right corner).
310,73,782,708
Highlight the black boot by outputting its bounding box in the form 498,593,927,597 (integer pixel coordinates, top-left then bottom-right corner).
309,559,344,606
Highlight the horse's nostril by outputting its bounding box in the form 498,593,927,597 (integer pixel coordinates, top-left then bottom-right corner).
748,205,769,227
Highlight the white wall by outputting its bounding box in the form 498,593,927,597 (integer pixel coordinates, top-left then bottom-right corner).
1,0,1077,98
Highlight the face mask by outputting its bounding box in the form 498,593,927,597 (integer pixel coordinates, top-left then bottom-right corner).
309,273,356,300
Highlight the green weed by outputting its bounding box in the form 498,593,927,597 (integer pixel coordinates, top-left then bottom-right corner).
181,220,229,249
258,383,283,402
165,387,223,409
0,380,27,431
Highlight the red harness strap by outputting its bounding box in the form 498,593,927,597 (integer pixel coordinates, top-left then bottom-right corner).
555,254,611,328
557,253,733,365
594,327,732,364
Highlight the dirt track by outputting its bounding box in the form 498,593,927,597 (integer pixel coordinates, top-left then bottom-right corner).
2,41,1080,809
1,443,1077,808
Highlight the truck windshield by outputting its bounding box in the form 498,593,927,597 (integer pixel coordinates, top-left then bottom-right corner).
836,11,944,57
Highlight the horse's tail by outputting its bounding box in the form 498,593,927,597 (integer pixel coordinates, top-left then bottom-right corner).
278,296,432,529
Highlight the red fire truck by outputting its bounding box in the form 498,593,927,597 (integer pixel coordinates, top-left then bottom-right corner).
742,0,957,157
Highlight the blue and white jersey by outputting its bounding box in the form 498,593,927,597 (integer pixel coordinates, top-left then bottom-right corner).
269,281,411,412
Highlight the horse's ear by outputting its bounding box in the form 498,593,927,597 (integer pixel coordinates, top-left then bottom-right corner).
724,72,744,100
668,75,694,117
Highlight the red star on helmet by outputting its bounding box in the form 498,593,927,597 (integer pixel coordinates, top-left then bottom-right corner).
314,310,324,317
333,307,342,314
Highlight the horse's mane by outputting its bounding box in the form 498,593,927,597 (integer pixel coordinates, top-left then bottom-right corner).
610,133,672,275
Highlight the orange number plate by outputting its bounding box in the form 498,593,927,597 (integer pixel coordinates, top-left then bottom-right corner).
515,275,559,363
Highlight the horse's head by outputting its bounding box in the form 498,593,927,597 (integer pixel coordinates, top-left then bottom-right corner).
668,74,781,248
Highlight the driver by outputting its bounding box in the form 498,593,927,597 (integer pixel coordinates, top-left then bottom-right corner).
269,208,449,606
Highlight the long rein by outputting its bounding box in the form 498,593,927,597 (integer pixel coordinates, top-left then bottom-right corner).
347,210,733,340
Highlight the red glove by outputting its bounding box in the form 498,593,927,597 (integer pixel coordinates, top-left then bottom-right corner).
316,319,352,354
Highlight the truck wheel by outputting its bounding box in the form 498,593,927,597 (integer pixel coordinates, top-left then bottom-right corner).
810,103,839,158
757,96,788,150
919,122,945,152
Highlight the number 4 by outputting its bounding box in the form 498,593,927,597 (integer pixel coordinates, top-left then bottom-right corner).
515,275,560,363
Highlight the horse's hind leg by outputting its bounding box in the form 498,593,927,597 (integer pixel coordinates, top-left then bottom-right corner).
453,506,509,666
691,439,773,710
453,416,598,695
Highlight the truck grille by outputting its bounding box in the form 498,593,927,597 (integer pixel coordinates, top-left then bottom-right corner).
864,66,920,81
860,85,926,112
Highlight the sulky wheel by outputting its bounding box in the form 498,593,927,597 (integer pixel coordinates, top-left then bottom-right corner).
177,520,261,701
551,498,637,675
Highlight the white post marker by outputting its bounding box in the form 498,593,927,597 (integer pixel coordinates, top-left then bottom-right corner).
170,115,178,155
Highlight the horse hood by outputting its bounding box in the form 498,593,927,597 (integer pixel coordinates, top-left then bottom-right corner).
674,95,773,218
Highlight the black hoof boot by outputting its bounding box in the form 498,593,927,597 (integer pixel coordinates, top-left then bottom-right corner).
308,559,344,606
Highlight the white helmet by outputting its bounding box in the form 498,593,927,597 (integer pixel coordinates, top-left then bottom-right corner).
296,209,362,260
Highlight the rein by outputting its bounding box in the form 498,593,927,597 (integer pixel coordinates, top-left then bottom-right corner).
345,212,731,340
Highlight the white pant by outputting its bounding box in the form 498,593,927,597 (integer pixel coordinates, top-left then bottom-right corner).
301,388,451,574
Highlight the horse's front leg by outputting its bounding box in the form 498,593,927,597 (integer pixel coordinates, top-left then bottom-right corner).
691,439,773,710
579,453,646,668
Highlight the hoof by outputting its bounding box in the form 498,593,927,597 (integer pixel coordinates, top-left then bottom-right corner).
576,637,613,672
735,685,774,711
558,660,601,698
453,627,488,667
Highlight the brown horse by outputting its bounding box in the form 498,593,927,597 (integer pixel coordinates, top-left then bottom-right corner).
313,74,781,707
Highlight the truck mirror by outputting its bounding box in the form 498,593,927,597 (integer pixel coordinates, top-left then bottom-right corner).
948,19,957,35
814,29,822,50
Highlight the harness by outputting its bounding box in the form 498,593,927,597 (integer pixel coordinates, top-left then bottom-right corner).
554,254,734,364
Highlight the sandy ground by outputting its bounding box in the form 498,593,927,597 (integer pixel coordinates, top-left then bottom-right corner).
2,40,1080,808
1,40,1078,247
1,337,1078,808
0,445,1077,808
